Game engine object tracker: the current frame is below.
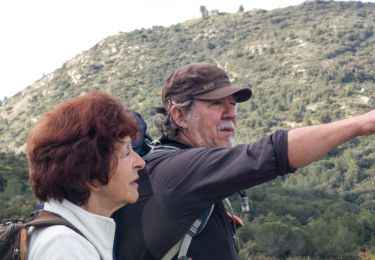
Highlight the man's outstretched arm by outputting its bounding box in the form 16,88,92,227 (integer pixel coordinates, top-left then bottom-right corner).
288,109,375,168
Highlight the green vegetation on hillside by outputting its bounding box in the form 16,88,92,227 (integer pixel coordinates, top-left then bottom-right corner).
0,152,34,218
234,185,375,258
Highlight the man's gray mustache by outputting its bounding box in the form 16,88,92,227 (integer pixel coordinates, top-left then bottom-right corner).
218,121,236,131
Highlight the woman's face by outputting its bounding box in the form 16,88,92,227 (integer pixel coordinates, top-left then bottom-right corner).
98,136,145,211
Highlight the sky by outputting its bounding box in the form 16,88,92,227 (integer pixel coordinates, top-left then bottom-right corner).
0,0,373,99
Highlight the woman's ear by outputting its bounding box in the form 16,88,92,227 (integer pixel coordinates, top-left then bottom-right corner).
87,180,101,192
170,106,187,129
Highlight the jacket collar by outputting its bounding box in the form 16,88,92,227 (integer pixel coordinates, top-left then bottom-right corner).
159,136,192,149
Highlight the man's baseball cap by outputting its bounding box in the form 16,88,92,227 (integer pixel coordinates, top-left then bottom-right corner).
162,63,252,109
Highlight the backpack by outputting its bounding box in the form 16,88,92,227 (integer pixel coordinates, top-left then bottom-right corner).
0,210,85,260
129,111,153,157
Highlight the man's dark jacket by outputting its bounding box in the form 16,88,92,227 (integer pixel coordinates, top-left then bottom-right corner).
114,130,294,260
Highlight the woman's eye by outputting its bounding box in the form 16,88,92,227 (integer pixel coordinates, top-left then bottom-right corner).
119,147,131,158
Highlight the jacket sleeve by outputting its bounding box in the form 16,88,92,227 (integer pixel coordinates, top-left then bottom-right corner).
147,130,295,218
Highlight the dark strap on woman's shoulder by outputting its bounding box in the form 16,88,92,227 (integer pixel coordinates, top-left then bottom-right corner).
25,210,103,260
25,210,85,238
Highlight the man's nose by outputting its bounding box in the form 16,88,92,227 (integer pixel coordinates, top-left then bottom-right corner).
223,102,237,119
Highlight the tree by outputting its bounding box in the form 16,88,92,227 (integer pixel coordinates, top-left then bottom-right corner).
238,5,245,13
254,222,294,256
2,96,8,105
3,177,23,196
200,5,208,18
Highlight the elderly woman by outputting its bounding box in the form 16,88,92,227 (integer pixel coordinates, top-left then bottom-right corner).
26,92,145,260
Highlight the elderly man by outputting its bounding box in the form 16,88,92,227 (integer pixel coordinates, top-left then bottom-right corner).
114,63,375,260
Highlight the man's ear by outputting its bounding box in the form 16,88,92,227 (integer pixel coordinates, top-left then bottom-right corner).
170,106,187,129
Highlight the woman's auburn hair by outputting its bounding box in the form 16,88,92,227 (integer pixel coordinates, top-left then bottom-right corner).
27,92,137,205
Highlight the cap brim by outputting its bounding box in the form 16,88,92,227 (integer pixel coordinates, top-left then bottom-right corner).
194,86,252,103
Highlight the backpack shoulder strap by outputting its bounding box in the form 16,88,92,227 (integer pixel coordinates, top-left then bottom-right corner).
23,210,97,260
25,210,84,237
162,205,215,260
143,144,180,161
146,144,216,260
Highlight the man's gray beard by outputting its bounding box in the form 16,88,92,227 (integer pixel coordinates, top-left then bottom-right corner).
228,136,235,147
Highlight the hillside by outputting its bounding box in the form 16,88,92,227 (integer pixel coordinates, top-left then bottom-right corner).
0,1,374,258
1,0,374,191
